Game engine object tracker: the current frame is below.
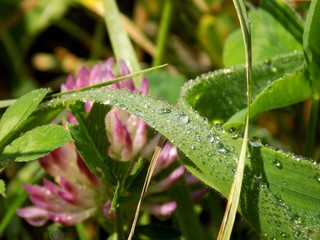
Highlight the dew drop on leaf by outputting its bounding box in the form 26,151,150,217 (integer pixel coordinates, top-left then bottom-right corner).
272,159,282,169
178,114,190,124
157,108,171,114
249,137,262,147
207,135,215,143
315,174,320,183
216,142,228,154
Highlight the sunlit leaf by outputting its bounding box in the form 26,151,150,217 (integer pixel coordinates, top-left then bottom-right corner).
0,89,49,150
0,125,71,162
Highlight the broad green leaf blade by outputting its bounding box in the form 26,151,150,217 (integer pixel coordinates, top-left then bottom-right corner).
223,8,302,66
180,52,308,125
50,88,320,239
0,125,71,162
0,89,49,150
101,0,140,75
303,0,320,97
225,66,312,128
261,0,304,44
250,67,311,118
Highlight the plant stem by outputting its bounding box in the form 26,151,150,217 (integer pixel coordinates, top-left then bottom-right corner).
75,222,89,240
116,206,124,240
304,98,319,157
102,0,141,82
152,0,174,67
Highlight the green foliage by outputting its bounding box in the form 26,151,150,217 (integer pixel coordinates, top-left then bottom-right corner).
50,87,320,239
0,125,71,162
303,0,320,98
0,89,70,166
223,8,302,66
0,89,49,149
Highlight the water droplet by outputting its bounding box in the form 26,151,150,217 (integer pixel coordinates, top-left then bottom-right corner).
216,142,228,154
179,114,190,123
272,159,282,169
207,135,215,143
315,174,320,183
228,127,240,139
135,110,143,116
157,108,171,114
283,182,287,186
249,137,262,147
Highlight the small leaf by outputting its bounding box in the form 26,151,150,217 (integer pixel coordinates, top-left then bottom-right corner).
68,102,117,185
0,89,49,149
0,125,71,162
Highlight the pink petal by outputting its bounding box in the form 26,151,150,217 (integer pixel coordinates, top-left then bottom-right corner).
77,156,101,187
148,166,185,194
142,202,177,218
49,208,95,226
153,144,178,176
191,189,208,201
61,75,75,92
16,207,49,226
139,77,149,95
76,67,91,88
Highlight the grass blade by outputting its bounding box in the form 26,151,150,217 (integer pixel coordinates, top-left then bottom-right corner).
127,136,166,240
217,0,251,239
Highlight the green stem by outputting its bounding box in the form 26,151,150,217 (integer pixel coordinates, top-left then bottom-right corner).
152,0,174,67
304,99,319,157
102,0,141,83
116,207,124,240
75,222,89,240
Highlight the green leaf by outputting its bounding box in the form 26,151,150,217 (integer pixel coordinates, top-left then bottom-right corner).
0,125,71,162
0,89,49,150
223,8,302,66
303,0,320,98
146,70,186,104
225,66,312,128
67,102,117,185
0,180,5,197
260,0,304,44
49,88,320,239
180,52,306,124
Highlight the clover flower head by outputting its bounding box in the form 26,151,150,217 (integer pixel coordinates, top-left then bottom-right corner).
16,143,114,226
